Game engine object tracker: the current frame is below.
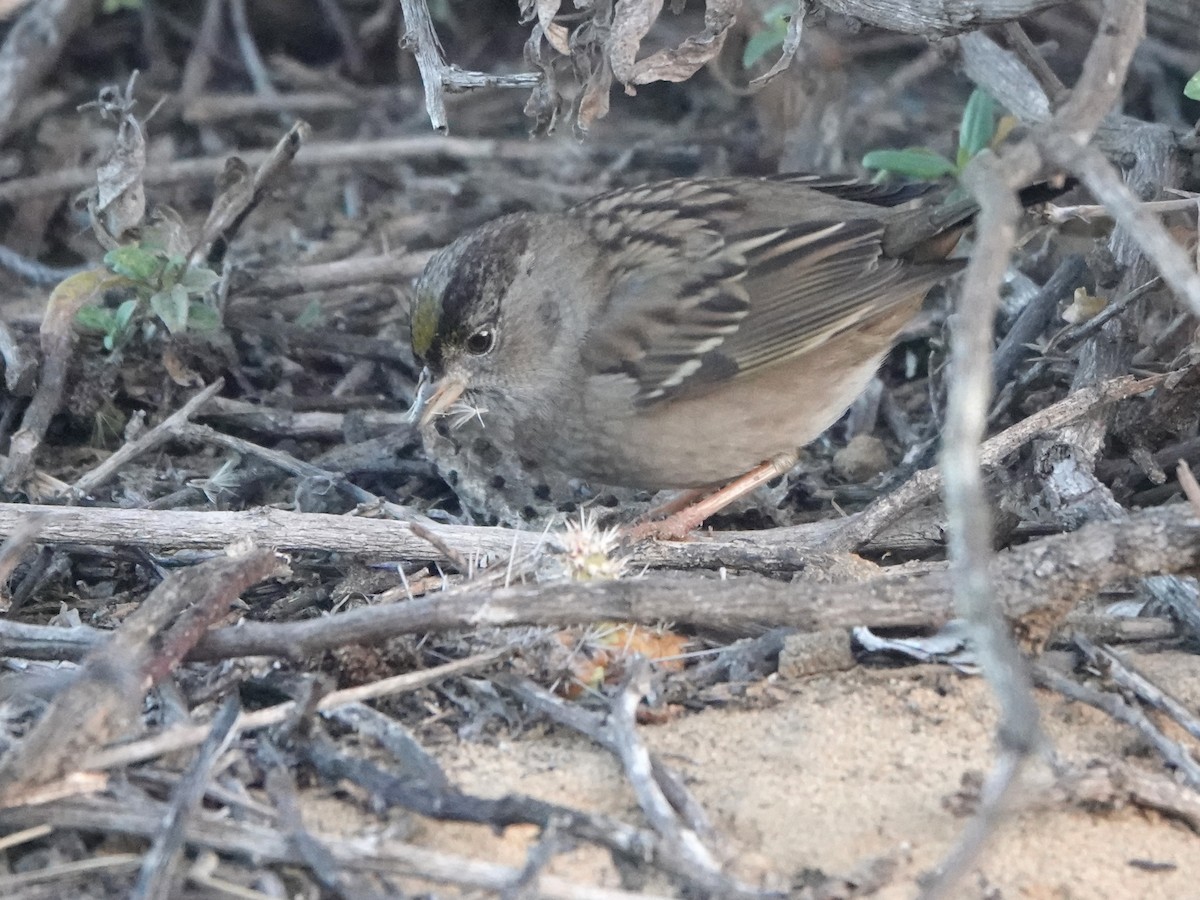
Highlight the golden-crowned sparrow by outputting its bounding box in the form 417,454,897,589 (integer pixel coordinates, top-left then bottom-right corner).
408,174,1022,527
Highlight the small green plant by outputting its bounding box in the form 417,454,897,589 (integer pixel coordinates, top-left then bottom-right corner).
294,298,324,329
742,2,793,69
75,296,140,352
1185,71,1200,101
102,0,143,12
862,88,998,180
75,241,221,352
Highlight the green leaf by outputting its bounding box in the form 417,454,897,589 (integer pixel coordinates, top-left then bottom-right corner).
179,265,220,296
75,306,116,333
160,255,188,287
187,302,222,331
742,1,792,69
114,298,139,334
957,88,997,169
295,298,324,329
762,1,793,21
742,29,785,69
104,245,163,284
150,283,190,333
1186,71,1200,101
862,148,958,180
103,332,116,351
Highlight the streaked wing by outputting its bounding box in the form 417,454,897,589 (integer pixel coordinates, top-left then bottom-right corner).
575,179,956,406
576,181,753,404
760,173,934,208
714,220,954,379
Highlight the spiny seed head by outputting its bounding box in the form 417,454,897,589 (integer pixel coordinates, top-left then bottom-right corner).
557,512,628,581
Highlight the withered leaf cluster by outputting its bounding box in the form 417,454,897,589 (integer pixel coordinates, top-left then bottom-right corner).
520,0,741,131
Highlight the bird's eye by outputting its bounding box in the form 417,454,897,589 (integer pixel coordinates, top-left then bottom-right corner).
465,327,496,356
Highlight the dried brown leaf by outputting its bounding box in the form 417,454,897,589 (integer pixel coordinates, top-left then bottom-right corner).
162,348,203,388
1062,286,1108,324
577,57,613,132
83,77,149,244
551,623,689,698
609,0,736,93
537,0,571,54
523,24,565,134
94,132,145,241
194,157,255,251
2,269,134,490
625,0,736,87
749,0,806,87
143,207,193,259
189,121,309,263
608,0,664,93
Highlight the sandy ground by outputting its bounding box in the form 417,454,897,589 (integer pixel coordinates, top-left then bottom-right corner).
335,651,1200,898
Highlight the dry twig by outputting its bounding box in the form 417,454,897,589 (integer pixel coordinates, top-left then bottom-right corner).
608,659,728,889
0,794,670,900
398,0,541,132
925,3,1148,894
815,0,1066,34
84,649,508,771
0,546,284,805
0,0,93,146
0,135,555,204
5,503,1197,669
68,379,225,499
129,696,241,900
1034,663,1200,790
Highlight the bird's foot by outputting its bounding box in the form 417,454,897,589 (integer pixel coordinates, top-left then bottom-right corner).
621,452,798,542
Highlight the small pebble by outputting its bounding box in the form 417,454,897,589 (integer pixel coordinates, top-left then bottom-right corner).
833,433,890,482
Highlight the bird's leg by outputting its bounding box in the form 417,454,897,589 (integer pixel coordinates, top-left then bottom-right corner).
623,452,798,541
631,487,707,524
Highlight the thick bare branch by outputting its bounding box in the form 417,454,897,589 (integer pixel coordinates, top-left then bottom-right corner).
2,503,1195,666
815,0,1066,36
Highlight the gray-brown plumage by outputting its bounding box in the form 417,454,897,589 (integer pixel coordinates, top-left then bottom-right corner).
409,174,977,491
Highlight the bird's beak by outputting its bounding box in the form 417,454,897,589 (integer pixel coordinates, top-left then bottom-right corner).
409,367,468,429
